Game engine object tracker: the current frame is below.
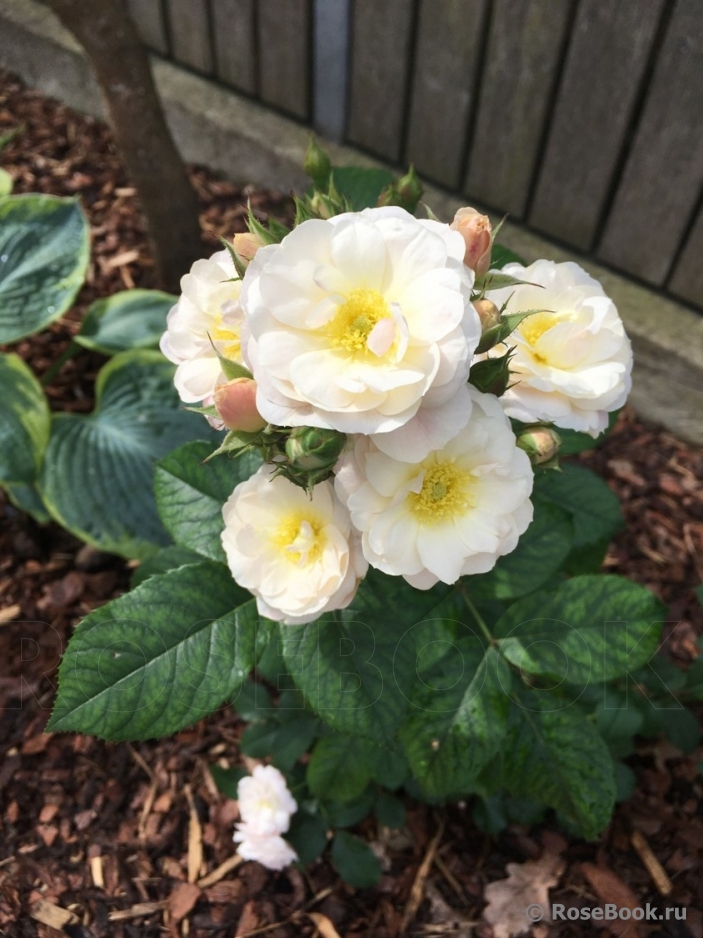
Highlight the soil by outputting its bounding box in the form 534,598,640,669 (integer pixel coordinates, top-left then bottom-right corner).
1,70,702,938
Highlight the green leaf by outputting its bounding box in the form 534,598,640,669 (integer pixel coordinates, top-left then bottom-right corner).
241,714,318,771
533,463,623,549
322,789,375,828
286,810,328,865
0,168,12,197
155,440,261,562
476,271,541,292
307,735,376,803
331,831,381,888
4,482,50,522
467,502,573,600
39,351,203,559
614,761,636,802
210,764,246,799
0,194,89,342
48,561,271,740
490,245,526,270
488,695,616,839
400,620,512,798
495,575,665,686
0,353,50,487
331,167,395,210
130,545,205,588
375,792,405,829
281,571,450,744
473,795,508,834
231,678,274,721
75,289,176,355
661,707,701,753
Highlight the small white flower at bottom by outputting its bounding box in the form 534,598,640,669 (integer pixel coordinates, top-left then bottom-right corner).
236,765,297,837
234,825,298,871
335,387,534,588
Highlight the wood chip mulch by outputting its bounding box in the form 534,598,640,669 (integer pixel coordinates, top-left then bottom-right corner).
0,70,701,938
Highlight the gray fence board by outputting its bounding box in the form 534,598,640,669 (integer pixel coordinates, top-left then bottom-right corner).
598,0,703,286
313,0,350,141
167,0,212,73
347,0,415,163
405,0,487,189
529,0,664,250
212,0,256,94
127,0,168,53
668,205,703,307
464,0,573,219
257,0,311,119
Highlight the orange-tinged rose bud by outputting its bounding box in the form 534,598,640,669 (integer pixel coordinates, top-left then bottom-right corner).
516,425,562,466
214,378,266,433
232,232,264,263
473,298,501,332
451,207,492,276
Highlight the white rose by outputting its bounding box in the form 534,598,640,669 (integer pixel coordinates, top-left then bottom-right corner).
335,388,534,589
236,765,297,836
486,259,632,436
159,249,246,404
221,468,367,624
241,207,481,461
233,827,298,870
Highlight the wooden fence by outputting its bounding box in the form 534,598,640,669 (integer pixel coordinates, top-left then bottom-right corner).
125,0,703,310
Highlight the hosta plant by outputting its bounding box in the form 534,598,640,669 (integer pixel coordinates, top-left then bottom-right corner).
35,143,703,886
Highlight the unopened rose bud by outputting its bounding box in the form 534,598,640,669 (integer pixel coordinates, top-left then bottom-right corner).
451,207,492,276
396,165,423,213
214,378,266,433
232,232,264,263
304,137,332,188
474,298,503,354
516,426,562,466
285,427,346,471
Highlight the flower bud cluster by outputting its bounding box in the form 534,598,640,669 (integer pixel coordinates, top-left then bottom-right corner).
233,765,298,871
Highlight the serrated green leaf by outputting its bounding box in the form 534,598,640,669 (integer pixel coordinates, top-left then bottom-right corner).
533,463,623,548
467,502,573,600
48,561,272,740
331,167,395,210
490,245,526,270
487,694,616,839
210,764,246,799
231,678,274,721
241,714,318,771
130,545,205,588
75,289,176,355
495,575,664,686
39,351,202,559
661,707,701,753
331,831,381,888
375,792,406,829
280,572,450,744
0,194,89,342
322,788,376,828
307,735,376,803
286,810,328,865
155,440,261,562
0,353,50,488
477,271,542,292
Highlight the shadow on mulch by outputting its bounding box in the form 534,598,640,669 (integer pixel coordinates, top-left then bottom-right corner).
0,70,702,938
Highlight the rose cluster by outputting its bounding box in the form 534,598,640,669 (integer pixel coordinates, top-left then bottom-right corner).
161,201,632,624
233,765,298,870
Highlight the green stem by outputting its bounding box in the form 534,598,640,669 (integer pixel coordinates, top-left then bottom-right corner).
41,339,79,386
459,585,494,646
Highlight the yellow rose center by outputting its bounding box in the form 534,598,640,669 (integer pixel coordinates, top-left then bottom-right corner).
411,462,476,524
327,288,393,355
273,513,325,565
519,311,557,347
211,316,241,361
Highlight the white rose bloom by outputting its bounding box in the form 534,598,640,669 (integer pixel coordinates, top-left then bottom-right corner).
486,259,632,436
221,468,368,625
236,765,297,836
160,249,246,404
335,389,534,589
241,207,480,461
234,828,298,870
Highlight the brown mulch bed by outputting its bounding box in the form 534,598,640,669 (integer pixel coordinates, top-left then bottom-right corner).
1,70,702,938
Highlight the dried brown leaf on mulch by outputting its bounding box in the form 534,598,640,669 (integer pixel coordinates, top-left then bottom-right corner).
1,69,702,938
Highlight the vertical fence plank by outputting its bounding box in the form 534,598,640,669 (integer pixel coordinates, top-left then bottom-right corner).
211,0,256,94
127,0,168,53
597,0,703,286
347,0,415,163
464,0,573,218
313,0,350,141
668,205,703,307
167,0,212,73
405,0,487,188
257,0,311,120
529,0,665,250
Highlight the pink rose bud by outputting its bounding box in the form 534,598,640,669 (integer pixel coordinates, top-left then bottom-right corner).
516,425,562,466
214,378,266,433
451,207,492,276
232,232,264,263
